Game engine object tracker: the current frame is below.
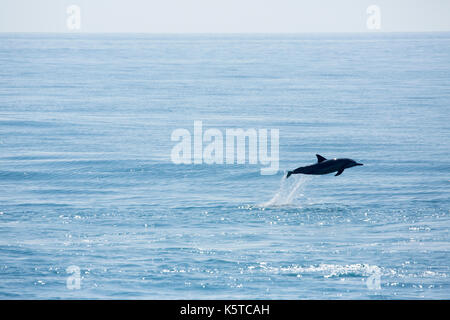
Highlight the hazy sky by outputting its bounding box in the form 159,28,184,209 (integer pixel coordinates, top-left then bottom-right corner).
1,0,449,33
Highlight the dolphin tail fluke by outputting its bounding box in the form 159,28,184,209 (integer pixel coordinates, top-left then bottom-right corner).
286,171,293,179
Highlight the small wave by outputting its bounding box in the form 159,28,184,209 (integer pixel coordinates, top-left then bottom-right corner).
253,262,383,279
260,173,312,207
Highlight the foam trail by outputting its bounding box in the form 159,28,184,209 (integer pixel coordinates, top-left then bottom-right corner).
262,174,311,207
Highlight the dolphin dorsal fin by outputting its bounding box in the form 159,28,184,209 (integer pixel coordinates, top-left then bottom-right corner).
316,154,327,163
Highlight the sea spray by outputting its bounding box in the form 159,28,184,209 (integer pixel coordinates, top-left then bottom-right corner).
261,173,311,207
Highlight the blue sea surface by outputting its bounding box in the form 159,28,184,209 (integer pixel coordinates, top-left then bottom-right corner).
0,33,449,299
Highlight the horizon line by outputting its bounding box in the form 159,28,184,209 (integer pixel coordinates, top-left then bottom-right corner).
1,30,450,34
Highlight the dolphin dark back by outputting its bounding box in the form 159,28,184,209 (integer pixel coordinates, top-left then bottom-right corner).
286,154,363,178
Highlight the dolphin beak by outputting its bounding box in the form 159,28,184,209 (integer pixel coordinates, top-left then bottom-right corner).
356,163,363,166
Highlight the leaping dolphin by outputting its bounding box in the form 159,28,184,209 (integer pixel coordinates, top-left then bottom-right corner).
286,154,363,178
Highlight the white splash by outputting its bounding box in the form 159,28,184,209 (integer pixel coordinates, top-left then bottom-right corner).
261,173,312,207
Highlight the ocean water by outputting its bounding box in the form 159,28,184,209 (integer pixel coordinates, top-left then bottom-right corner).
0,33,449,299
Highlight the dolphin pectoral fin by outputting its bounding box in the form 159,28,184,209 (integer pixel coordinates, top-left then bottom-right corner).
335,169,344,176
316,154,327,163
